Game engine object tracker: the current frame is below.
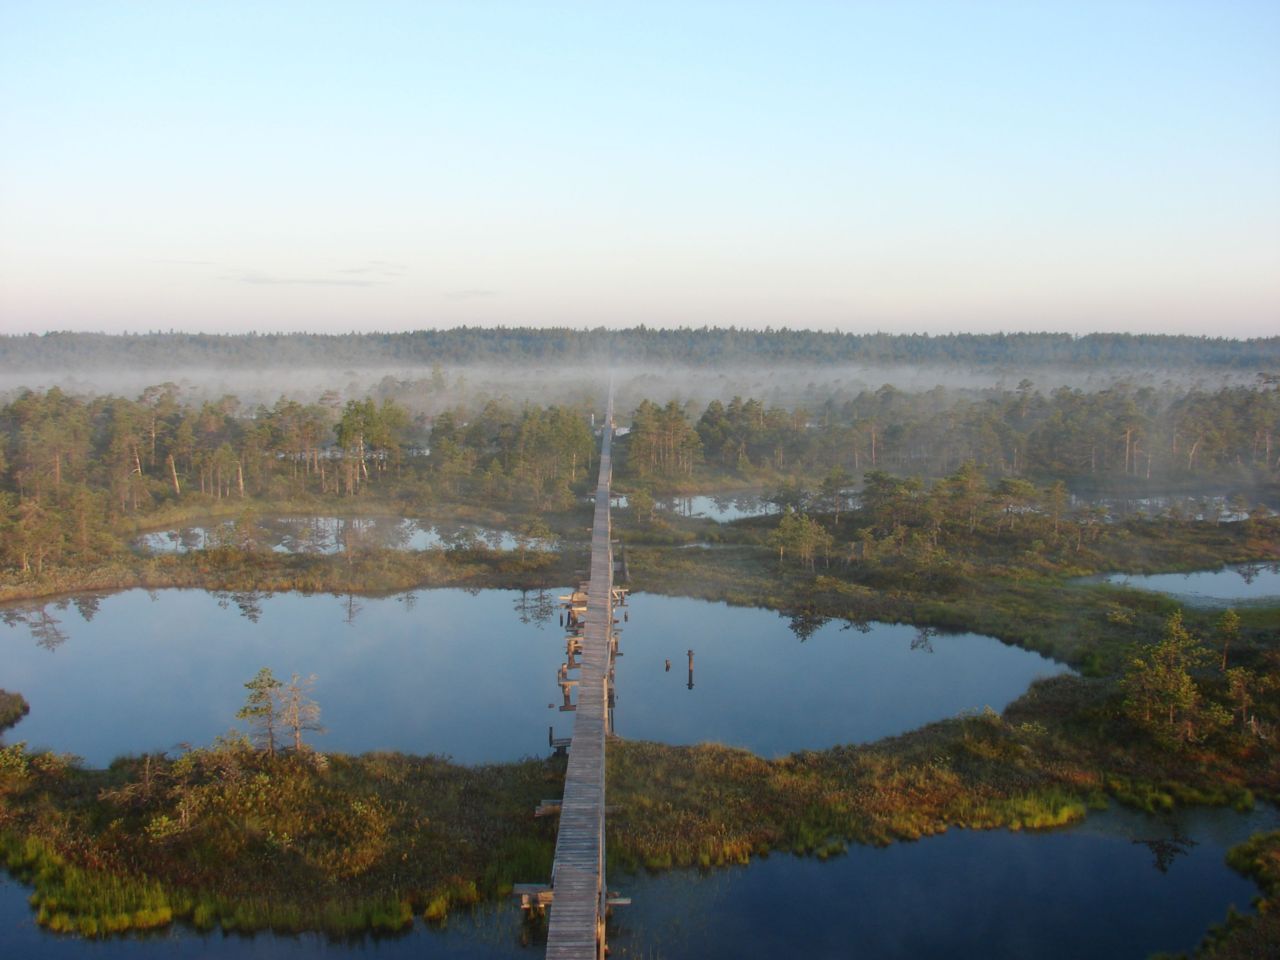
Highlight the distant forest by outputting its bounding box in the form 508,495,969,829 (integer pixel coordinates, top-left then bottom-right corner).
2,328,1278,370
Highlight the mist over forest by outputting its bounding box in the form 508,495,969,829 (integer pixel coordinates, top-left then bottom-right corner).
1,328,1277,412
2,327,1276,510
4,328,1276,369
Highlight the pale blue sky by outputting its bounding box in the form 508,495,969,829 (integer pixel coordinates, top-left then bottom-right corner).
1,1,1277,337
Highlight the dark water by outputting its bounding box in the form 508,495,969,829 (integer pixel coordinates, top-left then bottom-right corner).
1,805,1272,959
134,517,532,554
607,804,1278,960
0,590,1067,767
1100,563,1280,606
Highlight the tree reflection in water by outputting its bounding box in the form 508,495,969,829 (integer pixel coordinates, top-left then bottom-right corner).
1,604,70,650
1133,825,1199,873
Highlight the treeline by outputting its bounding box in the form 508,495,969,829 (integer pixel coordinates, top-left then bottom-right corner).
622,382,1280,488
0,385,594,574
3,328,1278,370
3,376,1277,577
1,385,423,508
424,400,595,508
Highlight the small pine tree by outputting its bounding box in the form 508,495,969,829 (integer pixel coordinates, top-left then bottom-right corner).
237,667,282,757
1121,611,1225,748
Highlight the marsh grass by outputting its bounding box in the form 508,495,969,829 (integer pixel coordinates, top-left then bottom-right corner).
603,705,1106,878
0,743,562,936
1,833,179,937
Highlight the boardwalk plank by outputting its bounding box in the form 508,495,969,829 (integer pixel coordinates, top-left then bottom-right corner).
546,389,617,960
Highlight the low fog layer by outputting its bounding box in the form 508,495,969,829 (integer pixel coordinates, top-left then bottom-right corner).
0,363,1264,414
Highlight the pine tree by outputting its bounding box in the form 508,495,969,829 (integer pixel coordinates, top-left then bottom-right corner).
1121,612,1225,748
237,667,283,757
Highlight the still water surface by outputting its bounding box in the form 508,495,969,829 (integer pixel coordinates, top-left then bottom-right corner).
1076,493,1276,523
134,516,530,554
607,804,1276,960
1,804,1270,959
600,494,770,522
659,493,769,522
1101,563,1280,606
0,589,1265,958
1,590,1068,767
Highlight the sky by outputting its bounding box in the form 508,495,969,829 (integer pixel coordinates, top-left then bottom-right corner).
1,1,1277,339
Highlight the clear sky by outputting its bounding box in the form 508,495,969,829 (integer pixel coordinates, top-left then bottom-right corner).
1,1,1277,338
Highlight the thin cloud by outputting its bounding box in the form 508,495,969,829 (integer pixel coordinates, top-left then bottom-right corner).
338,260,408,277
443,288,496,300
229,270,381,288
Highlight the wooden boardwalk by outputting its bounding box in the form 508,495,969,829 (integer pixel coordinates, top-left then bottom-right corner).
545,391,616,960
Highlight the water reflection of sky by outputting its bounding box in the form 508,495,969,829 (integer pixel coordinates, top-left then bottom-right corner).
133,517,533,553
656,491,1277,525
1079,494,1279,523
600,493,771,522
1,590,1067,767
659,494,770,522
616,593,1070,756
1102,563,1280,605
1,589,569,766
